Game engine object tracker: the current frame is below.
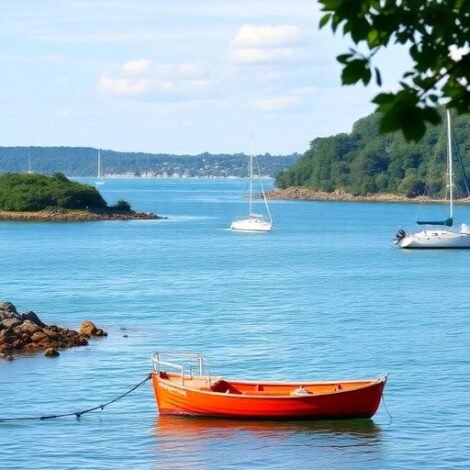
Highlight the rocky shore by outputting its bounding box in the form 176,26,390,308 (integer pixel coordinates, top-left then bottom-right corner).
266,187,470,204
0,302,107,360
0,208,164,221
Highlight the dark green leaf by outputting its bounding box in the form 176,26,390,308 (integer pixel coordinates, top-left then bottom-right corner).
336,53,352,64
372,93,395,107
362,67,372,85
319,14,332,29
374,67,382,86
422,107,441,125
341,59,369,85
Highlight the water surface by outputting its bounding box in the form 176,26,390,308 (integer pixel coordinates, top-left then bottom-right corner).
1,178,469,469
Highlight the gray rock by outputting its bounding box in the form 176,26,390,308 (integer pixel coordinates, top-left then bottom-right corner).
21,311,46,328
18,320,41,335
0,302,21,321
30,331,48,343
1,317,22,329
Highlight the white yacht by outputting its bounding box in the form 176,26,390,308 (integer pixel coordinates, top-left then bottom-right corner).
395,110,470,248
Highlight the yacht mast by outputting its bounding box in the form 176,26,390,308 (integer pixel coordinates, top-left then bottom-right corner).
248,144,253,216
447,110,453,220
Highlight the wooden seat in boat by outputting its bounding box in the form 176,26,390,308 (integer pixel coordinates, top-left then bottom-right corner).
210,379,241,394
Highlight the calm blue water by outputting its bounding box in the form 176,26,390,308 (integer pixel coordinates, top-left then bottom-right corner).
1,178,469,469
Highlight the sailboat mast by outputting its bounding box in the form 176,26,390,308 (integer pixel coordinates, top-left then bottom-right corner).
248,149,253,216
447,110,454,220
98,149,101,178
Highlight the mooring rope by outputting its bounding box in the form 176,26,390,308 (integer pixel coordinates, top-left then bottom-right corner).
0,373,152,422
380,390,393,425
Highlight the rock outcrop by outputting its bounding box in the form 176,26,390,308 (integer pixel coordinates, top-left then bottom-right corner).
80,320,108,337
266,187,470,204
0,302,107,359
0,209,164,222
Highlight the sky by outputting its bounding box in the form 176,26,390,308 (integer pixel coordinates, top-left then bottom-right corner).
0,0,410,155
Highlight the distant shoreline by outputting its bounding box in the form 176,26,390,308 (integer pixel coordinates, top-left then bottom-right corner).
74,175,274,180
0,208,163,222
266,187,470,204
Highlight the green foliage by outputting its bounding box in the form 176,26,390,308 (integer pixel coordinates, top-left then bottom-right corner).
319,0,470,141
112,199,132,212
275,109,470,198
0,173,107,211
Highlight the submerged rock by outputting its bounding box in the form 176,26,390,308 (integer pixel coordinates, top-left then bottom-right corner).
44,348,60,357
0,301,106,359
80,320,108,337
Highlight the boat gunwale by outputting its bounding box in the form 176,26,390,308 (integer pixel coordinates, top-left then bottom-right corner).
153,372,387,400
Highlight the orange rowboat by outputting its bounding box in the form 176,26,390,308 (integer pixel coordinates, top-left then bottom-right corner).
151,352,387,420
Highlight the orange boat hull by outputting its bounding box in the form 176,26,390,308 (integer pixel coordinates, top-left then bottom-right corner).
151,372,386,420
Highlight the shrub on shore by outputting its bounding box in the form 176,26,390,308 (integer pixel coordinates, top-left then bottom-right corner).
112,199,132,212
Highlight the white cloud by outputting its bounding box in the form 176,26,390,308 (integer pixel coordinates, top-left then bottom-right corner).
122,59,152,75
231,25,305,48
177,63,204,78
230,47,303,64
229,24,308,65
291,86,318,96
250,95,300,112
98,61,213,99
99,74,154,96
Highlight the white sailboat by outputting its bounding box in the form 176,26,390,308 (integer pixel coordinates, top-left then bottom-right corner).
230,148,272,233
95,149,104,185
395,110,470,248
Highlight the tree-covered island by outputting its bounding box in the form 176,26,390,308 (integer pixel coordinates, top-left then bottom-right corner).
0,172,161,221
272,109,470,202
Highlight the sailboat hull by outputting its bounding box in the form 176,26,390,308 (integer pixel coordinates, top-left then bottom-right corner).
399,229,470,248
231,217,272,232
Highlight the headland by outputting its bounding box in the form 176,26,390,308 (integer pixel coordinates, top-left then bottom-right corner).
266,187,470,204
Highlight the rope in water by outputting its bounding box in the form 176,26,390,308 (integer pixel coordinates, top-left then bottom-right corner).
380,390,393,425
0,373,153,422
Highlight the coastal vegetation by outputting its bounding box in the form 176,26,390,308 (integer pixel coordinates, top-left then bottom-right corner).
0,148,299,178
275,109,470,198
0,172,109,211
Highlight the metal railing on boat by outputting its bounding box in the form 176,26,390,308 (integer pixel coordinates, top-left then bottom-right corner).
151,352,212,386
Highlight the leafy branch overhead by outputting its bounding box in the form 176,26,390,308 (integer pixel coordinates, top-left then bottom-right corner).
319,0,470,141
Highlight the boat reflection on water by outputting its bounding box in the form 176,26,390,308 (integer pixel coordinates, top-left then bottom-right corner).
154,414,382,443
153,416,383,468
